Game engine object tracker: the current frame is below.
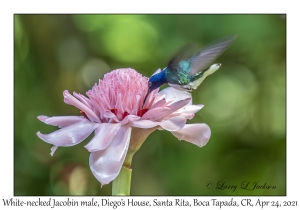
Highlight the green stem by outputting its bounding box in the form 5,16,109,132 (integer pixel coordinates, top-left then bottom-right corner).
111,127,157,196
112,166,132,196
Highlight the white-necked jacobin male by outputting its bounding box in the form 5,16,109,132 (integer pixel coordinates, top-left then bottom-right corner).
142,35,237,107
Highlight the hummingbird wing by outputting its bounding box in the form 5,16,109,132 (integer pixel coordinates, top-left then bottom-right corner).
167,43,199,78
189,35,237,75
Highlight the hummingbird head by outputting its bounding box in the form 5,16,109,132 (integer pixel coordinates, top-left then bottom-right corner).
148,77,160,93
142,70,168,108
148,70,168,93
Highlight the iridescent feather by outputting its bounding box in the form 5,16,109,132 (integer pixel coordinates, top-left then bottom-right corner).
143,36,237,107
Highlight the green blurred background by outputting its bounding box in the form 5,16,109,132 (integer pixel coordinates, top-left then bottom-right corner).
14,14,286,196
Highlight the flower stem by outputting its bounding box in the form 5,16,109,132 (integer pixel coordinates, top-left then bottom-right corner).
112,127,157,196
112,166,132,196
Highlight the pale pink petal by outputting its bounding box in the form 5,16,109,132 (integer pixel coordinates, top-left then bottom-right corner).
178,104,204,113
129,119,159,128
183,113,195,119
168,104,204,119
85,123,121,152
120,115,140,125
37,115,87,128
171,123,211,147
153,92,166,103
144,87,160,108
50,146,58,156
155,98,191,121
37,121,98,147
151,98,166,109
158,116,186,131
141,107,169,120
73,92,93,108
168,104,203,119
63,90,100,123
159,87,192,104
129,116,186,131
89,125,132,186
74,92,101,118
168,112,195,119
103,110,119,122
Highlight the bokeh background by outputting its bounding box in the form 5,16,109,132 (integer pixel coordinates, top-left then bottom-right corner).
14,14,286,196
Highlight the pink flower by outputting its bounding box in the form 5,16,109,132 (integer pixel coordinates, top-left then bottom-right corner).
37,68,211,186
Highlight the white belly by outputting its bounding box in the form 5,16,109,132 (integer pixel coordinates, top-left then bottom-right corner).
169,63,221,91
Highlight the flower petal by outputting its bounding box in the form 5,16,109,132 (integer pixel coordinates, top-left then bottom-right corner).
63,90,100,123
158,116,186,131
171,123,211,147
50,146,58,156
178,104,204,113
130,116,186,131
151,98,166,109
168,104,204,119
103,110,119,122
155,98,191,121
159,87,192,104
141,107,169,120
37,115,87,128
84,123,121,152
129,119,159,129
89,125,132,186
73,92,93,108
144,87,160,108
37,121,98,147
120,115,140,125
168,112,195,120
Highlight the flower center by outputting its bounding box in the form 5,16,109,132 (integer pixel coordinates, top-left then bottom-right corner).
83,68,154,122
137,108,149,117
81,107,149,121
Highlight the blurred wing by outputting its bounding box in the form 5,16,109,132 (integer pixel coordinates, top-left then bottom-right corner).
167,43,199,74
189,35,237,75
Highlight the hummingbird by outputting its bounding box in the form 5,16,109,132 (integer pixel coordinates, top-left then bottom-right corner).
142,35,237,107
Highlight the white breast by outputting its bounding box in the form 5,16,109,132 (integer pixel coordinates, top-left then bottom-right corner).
191,63,221,89
168,63,221,91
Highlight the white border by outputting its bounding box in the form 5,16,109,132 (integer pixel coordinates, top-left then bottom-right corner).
2,1,298,209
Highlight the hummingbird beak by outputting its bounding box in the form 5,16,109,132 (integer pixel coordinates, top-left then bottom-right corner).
142,88,151,108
